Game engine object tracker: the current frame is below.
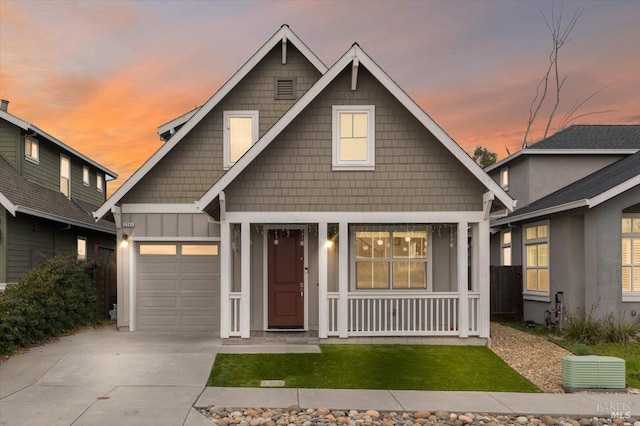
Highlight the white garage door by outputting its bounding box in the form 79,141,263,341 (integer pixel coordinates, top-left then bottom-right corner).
136,242,219,333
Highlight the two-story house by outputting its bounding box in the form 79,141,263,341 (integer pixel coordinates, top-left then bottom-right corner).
94,25,514,340
0,100,118,312
487,125,640,324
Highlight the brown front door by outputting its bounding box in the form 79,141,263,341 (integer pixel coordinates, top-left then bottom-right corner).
268,229,304,329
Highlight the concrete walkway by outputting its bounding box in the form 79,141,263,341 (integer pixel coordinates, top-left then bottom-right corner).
1,328,639,426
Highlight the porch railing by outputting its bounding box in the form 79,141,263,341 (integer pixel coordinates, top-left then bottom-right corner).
327,291,481,337
229,292,242,337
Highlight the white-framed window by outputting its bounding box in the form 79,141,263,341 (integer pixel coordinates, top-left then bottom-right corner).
25,137,39,163
223,110,259,169
622,216,640,300
77,237,87,261
501,229,512,266
352,227,430,290
60,155,70,197
500,166,509,189
332,105,375,170
96,173,104,192
523,221,549,298
82,166,90,186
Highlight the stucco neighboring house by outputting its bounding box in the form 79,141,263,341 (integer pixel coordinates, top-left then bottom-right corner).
94,25,514,340
0,101,118,294
486,125,640,324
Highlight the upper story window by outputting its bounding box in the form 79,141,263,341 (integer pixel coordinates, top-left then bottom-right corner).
523,222,549,297
223,110,259,169
500,167,509,189
60,155,70,197
96,173,104,192
77,237,87,261
25,137,39,163
82,166,90,186
501,229,512,266
332,105,375,170
622,216,640,300
352,227,429,290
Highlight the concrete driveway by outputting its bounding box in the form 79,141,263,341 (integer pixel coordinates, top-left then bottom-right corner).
0,326,221,426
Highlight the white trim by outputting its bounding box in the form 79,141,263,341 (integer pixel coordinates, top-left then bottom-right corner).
60,154,71,198
94,25,326,220
96,173,104,193
457,222,469,338
129,240,136,331
492,200,588,226
523,293,551,302
522,220,550,296
220,222,231,338
121,203,201,214
0,110,117,178
131,236,220,242
483,191,494,220
589,174,640,208
262,225,309,331
338,222,348,338
499,166,509,190
158,107,200,140
225,211,485,224
478,220,491,338
332,105,375,170
500,229,512,266
622,294,640,302
318,222,328,338
0,191,17,216
25,136,39,163
240,222,251,338
196,44,515,212
485,149,639,173
223,110,259,169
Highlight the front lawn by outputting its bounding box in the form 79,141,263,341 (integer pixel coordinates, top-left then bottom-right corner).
208,344,540,392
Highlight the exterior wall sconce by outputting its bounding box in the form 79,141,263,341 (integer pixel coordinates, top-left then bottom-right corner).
120,233,129,248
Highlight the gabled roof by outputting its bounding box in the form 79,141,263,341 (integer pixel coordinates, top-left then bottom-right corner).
0,109,118,179
0,156,116,233
94,25,327,220
486,125,640,172
492,152,640,226
195,44,515,212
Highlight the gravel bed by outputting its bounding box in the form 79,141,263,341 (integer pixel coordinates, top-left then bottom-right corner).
200,406,640,426
489,323,572,393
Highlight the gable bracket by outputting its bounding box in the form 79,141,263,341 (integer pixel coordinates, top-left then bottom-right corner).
351,57,359,91
219,190,226,221
483,191,494,220
111,205,122,229
282,35,287,65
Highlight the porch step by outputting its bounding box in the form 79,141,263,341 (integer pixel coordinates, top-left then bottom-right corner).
223,331,319,346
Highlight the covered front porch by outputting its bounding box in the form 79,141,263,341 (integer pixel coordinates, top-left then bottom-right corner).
219,211,490,340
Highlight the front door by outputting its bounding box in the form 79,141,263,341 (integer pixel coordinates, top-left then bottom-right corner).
267,229,304,329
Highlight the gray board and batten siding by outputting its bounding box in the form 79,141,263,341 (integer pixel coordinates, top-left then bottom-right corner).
122,44,322,205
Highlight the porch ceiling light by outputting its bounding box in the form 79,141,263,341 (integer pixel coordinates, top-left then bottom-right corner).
324,240,334,249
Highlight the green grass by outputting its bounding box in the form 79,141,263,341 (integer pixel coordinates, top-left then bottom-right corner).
208,344,540,392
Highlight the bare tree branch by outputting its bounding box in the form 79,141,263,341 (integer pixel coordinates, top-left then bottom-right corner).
558,84,612,130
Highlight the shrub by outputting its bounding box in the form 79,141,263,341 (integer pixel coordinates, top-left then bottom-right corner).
602,314,639,344
563,310,640,345
0,254,98,356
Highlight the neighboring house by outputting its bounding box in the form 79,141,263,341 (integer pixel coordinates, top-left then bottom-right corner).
94,25,514,340
486,125,640,323
0,100,118,294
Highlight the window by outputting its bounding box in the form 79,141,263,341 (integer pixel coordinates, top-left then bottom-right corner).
77,237,87,261
60,155,70,197
523,222,549,296
182,245,219,256
25,137,39,163
223,110,259,169
332,105,375,170
353,228,428,290
622,217,640,298
96,173,104,192
274,77,296,100
139,245,177,255
500,167,509,189
82,166,90,186
501,229,512,266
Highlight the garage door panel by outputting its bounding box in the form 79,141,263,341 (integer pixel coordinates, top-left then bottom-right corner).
136,242,220,333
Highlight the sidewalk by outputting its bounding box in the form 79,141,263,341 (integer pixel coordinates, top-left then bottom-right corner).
197,387,640,418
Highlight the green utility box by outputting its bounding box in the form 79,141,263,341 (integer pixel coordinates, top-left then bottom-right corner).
561,355,626,392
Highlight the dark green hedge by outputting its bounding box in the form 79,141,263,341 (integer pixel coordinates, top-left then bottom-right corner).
0,254,98,356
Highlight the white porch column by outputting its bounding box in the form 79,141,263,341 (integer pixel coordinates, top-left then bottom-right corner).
338,222,349,338
471,223,480,292
478,219,491,338
240,222,251,338
318,222,328,338
457,221,469,338
220,221,231,338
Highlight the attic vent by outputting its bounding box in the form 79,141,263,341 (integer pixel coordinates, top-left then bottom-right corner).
274,78,296,100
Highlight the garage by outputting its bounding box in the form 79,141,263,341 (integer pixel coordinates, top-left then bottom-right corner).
136,242,220,333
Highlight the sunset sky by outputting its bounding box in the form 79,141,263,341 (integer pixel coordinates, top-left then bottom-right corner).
1,0,639,196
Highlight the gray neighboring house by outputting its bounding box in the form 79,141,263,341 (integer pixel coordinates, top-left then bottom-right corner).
486,125,640,323
94,25,514,340
0,101,118,292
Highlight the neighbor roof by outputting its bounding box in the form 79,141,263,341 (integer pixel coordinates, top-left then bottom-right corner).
492,152,640,225
485,125,640,172
94,25,327,220
0,109,118,179
0,156,115,233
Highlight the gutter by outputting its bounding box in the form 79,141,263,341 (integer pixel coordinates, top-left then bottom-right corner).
15,206,117,234
491,199,588,226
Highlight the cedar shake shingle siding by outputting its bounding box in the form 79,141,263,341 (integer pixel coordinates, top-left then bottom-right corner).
123,44,322,204
225,67,484,212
